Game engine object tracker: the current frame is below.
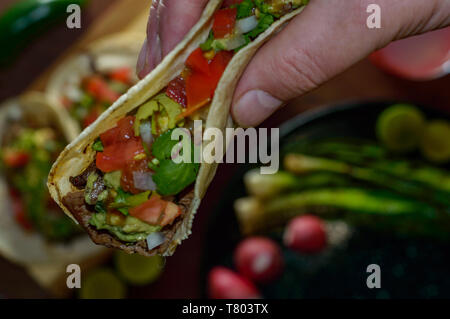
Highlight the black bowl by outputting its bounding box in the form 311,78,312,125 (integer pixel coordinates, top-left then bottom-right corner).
201,100,450,299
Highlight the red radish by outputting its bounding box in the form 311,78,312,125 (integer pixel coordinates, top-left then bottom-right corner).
284,215,327,254
234,237,283,284
208,266,261,299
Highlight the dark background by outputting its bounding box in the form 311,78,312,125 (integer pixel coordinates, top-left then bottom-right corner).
0,0,448,298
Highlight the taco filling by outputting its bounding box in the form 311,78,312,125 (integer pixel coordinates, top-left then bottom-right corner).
62,0,308,255
61,66,136,128
1,116,80,241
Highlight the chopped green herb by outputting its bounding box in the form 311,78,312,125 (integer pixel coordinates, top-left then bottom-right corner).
110,189,130,215
95,201,107,214
200,31,214,51
246,13,274,38
254,0,270,14
148,158,159,171
92,139,104,152
237,0,255,19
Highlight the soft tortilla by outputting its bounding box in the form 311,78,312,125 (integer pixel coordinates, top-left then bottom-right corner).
0,92,105,265
46,32,144,131
48,0,306,256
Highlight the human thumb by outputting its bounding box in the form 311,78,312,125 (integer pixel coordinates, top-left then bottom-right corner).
231,0,450,127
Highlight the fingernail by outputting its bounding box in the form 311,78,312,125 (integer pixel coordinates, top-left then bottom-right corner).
233,90,282,127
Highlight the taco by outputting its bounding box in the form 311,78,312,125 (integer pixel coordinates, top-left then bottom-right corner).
48,0,308,256
0,93,104,266
46,33,142,129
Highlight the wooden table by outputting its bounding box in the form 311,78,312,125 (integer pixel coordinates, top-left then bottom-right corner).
0,0,448,298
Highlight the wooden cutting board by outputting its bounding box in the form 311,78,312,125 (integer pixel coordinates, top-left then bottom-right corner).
29,0,150,91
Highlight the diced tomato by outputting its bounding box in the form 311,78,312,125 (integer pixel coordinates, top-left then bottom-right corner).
166,76,187,108
212,8,237,39
96,138,145,173
185,50,233,110
84,75,120,103
83,107,101,128
186,71,214,109
129,195,168,225
160,202,182,226
121,157,151,194
209,50,233,84
109,67,132,84
186,48,211,74
100,116,136,147
3,150,30,168
9,189,33,231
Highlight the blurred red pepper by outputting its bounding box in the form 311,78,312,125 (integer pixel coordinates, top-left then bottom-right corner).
185,50,233,111
84,76,120,103
3,150,30,168
9,189,33,231
109,67,132,84
186,48,211,74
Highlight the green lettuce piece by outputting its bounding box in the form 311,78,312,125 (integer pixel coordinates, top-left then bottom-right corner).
151,129,180,161
152,160,199,196
151,128,199,196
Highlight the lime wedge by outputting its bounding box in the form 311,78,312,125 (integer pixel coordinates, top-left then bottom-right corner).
420,120,450,163
376,104,425,152
115,252,165,286
79,268,126,299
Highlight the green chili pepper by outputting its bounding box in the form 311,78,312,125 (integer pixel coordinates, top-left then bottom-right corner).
0,0,88,66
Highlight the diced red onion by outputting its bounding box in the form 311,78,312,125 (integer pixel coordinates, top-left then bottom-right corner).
133,171,157,191
236,15,258,34
146,232,165,250
140,121,154,148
